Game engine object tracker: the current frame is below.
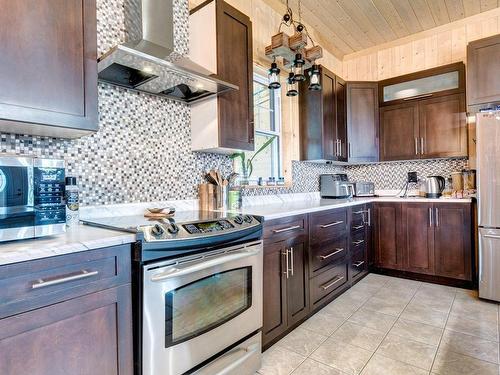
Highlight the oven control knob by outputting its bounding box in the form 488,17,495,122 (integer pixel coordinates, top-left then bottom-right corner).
243,215,253,223
234,215,244,225
151,224,164,237
168,223,179,234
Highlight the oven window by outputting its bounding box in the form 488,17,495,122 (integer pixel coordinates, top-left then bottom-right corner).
165,266,252,347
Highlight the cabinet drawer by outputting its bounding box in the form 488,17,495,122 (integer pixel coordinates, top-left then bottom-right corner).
351,207,367,233
350,248,367,280
310,209,347,245
0,245,131,319
350,230,367,252
310,260,348,306
310,237,348,276
264,215,307,241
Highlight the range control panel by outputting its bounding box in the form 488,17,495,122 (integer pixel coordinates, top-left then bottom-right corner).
141,214,260,242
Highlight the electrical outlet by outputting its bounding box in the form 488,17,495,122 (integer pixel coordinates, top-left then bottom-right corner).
408,172,418,183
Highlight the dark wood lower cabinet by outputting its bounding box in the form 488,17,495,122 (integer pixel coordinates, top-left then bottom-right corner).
262,215,309,348
374,202,473,285
0,245,133,375
434,203,473,280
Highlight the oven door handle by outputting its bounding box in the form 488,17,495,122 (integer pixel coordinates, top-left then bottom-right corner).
150,247,260,282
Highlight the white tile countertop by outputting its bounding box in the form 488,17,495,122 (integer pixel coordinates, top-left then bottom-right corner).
230,191,473,220
0,224,136,266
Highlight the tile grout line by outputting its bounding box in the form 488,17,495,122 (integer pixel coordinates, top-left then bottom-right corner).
357,279,427,374
428,288,458,373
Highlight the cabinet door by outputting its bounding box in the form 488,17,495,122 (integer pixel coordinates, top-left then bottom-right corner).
0,0,97,135
262,240,288,346
347,82,379,162
380,103,419,161
374,203,404,269
335,76,348,162
217,2,254,150
434,204,472,280
0,285,132,375
419,94,467,158
286,239,310,327
467,35,500,107
402,203,435,274
322,69,337,160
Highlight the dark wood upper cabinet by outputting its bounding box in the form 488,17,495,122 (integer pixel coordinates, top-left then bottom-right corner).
0,0,98,138
402,203,435,275
467,34,500,110
434,203,473,281
380,102,419,161
347,82,379,162
216,1,254,150
299,66,346,161
190,0,254,152
419,94,467,158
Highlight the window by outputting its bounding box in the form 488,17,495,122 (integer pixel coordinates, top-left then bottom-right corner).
234,72,282,184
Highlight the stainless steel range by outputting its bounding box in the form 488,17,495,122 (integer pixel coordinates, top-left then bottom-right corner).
83,211,263,375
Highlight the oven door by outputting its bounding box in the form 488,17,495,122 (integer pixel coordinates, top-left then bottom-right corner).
142,241,263,375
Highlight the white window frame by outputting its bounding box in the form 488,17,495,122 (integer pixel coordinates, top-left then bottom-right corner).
252,72,282,179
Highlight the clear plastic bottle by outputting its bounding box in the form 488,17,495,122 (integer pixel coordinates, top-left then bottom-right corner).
65,177,80,226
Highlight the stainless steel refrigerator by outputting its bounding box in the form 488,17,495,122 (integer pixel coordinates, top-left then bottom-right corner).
477,110,500,302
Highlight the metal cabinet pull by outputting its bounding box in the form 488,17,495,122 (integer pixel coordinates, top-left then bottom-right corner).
421,137,425,155
348,142,351,158
273,225,301,234
429,207,433,227
403,93,433,101
320,221,343,228
321,276,344,290
282,250,289,279
353,239,365,246
367,208,371,227
353,261,365,267
435,207,439,227
414,137,419,155
319,248,344,260
484,234,500,239
289,247,294,277
353,225,364,230
32,270,98,289
353,210,365,215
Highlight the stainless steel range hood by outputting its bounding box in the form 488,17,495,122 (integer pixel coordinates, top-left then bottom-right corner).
97,0,237,104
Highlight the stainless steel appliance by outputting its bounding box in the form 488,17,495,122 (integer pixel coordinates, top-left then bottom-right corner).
0,155,66,242
423,176,446,198
477,110,500,302
354,181,375,197
83,211,263,375
98,0,237,103
320,174,354,199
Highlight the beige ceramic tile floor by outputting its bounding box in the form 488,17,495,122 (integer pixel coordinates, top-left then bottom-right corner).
258,274,500,375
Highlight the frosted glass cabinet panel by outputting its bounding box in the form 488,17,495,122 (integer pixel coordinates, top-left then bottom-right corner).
383,71,459,103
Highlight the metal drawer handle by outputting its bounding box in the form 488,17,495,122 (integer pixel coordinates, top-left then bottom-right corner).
321,276,345,290
319,248,344,260
273,225,301,233
353,239,365,245
484,234,500,239
320,221,343,228
403,93,433,101
353,225,364,230
352,210,365,214
353,261,365,267
32,270,99,289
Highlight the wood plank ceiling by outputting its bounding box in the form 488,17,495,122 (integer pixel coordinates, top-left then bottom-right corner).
276,0,500,57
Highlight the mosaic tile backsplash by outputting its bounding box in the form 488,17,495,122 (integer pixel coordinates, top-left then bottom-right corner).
0,0,469,205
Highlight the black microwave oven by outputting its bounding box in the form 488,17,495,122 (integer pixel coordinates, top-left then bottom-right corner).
0,156,66,242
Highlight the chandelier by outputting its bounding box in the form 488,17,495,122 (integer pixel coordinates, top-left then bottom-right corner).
265,0,323,96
